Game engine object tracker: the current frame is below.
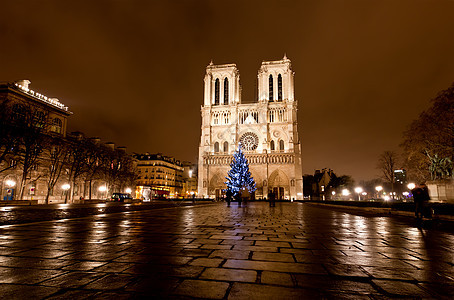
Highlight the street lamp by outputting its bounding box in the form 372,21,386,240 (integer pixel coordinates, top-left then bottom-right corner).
375,186,383,199
125,188,132,194
98,185,107,200
354,187,363,201
342,189,350,197
62,184,70,203
5,180,16,188
407,183,415,190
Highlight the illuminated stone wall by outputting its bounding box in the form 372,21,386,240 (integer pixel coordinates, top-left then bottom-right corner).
198,56,303,200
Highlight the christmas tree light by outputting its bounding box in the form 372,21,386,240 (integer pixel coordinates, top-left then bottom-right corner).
225,144,256,197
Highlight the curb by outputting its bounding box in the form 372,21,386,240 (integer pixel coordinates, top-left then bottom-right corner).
307,202,454,222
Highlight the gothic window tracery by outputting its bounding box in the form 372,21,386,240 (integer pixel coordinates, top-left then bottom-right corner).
214,142,219,153
268,108,287,123
279,140,285,151
239,132,259,151
239,110,258,124
212,110,231,125
270,140,275,151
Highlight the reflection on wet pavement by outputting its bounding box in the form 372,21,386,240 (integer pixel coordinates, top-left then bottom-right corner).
0,202,452,298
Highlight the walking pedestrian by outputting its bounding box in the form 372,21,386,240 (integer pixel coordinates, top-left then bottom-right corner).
226,190,232,207
412,183,431,222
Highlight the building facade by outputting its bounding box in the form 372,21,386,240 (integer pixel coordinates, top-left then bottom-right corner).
134,153,184,200
198,56,303,200
0,80,71,202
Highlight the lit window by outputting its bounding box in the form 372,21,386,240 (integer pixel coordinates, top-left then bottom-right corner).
51,118,62,134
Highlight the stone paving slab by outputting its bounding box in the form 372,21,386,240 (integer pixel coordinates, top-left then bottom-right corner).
0,202,453,299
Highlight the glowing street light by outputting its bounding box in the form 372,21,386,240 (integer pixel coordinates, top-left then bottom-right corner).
98,185,107,200
407,183,416,190
342,189,350,196
354,187,363,200
62,184,70,190
5,180,16,188
375,186,383,199
125,188,132,194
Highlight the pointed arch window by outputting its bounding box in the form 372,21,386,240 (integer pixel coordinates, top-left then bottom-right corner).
269,75,274,101
270,140,275,151
214,78,220,105
224,78,229,105
214,142,219,153
278,74,282,101
279,140,285,151
223,141,228,153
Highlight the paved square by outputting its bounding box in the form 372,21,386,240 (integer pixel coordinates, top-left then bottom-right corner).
0,202,452,298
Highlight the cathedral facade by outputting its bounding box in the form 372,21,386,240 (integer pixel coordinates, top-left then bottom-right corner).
197,56,303,200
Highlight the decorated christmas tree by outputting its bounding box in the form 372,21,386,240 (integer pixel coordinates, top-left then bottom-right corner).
225,144,256,197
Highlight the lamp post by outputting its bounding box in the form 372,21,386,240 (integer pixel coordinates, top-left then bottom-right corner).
341,189,350,199
62,184,70,203
354,187,363,201
375,186,383,199
98,185,107,200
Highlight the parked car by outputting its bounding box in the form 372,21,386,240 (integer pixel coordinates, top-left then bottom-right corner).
110,193,132,202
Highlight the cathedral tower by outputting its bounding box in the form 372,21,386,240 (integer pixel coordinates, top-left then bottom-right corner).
198,56,303,200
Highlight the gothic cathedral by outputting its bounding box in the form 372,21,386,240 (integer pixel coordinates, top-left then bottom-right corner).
198,56,303,200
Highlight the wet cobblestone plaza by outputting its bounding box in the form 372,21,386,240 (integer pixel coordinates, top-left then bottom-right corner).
0,202,453,299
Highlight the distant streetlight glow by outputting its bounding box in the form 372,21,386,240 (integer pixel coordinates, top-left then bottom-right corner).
407,183,416,190
342,189,350,196
62,184,70,190
354,187,363,200
125,188,132,194
98,186,107,192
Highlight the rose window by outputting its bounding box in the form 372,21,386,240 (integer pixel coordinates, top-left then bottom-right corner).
239,132,259,151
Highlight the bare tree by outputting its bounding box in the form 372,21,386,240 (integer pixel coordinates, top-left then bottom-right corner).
43,136,70,204
377,151,398,199
66,135,89,203
14,103,49,200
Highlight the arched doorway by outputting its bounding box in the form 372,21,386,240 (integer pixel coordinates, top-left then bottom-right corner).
209,173,226,201
268,170,290,200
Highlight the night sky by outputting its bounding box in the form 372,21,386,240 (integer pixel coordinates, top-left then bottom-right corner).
1,0,454,181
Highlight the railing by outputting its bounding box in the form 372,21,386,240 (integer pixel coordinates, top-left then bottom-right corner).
203,152,295,165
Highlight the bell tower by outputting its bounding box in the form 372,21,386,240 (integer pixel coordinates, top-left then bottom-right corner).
257,54,294,103
204,62,241,107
